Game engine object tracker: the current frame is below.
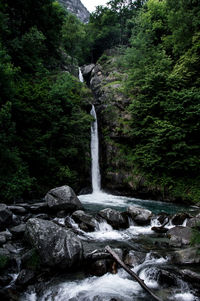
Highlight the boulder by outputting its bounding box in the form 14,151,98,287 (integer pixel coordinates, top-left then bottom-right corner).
72,210,97,232
7,205,27,215
81,64,95,78
186,217,200,228
45,185,83,212
0,204,13,230
98,208,127,229
9,224,26,239
124,250,145,267
25,218,83,269
171,213,190,225
167,226,193,247
171,247,200,264
29,202,48,213
0,234,6,246
16,269,35,286
127,206,152,225
180,269,200,291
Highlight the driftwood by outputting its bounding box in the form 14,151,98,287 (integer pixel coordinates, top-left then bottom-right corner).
105,245,162,301
151,217,169,233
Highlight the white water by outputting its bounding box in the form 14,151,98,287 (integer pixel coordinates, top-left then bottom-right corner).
90,105,101,192
78,67,84,82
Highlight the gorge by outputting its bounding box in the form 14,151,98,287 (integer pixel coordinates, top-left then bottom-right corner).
0,0,200,300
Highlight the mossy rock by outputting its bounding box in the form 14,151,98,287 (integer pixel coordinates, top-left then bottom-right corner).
22,249,41,271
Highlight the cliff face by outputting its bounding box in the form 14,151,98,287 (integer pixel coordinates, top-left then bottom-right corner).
81,51,174,201
58,0,90,23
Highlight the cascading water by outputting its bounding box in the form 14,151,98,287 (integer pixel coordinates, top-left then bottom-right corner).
79,67,84,83
90,105,101,193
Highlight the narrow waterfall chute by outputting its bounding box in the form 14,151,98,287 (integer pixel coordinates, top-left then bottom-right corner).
79,67,84,83
90,105,101,193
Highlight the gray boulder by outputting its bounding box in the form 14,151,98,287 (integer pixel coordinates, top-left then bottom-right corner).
171,247,200,264
72,210,97,232
124,250,145,267
167,226,193,247
98,208,127,229
7,205,27,215
45,185,83,212
127,206,152,225
186,217,200,228
171,213,190,225
81,64,95,78
9,224,26,238
0,204,13,230
25,218,83,269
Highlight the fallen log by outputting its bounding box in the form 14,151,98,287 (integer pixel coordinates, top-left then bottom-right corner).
105,245,162,301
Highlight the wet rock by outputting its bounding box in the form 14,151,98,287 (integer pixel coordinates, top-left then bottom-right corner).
171,247,200,264
0,204,13,230
167,226,193,247
9,224,26,239
157,269,178,287
127,206,152,225
0,274,13,286
57,210,67,218
98,208,127,229
90,259,108,276
180,269,200,291
33,213,49,220
45,185,83,212
3,243,20,254
81,64,95,79
25,218,83,269
0,248,13,269
72,210,97,232
186,217,200,228
1,230,12,241
16,269,35,286
29,202,48,213
171,213,190,225
157,214,169,225
21,249,41,271
7,206,27,215
0,234,6,246
124,250,145,267
12,214,22,226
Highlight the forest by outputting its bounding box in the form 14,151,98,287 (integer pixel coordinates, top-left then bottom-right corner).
0,0,200,206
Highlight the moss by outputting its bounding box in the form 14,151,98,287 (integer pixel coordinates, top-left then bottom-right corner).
25,249,41,270
0,255,9,270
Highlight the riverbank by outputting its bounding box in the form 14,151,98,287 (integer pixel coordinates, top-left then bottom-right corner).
0,186,200,301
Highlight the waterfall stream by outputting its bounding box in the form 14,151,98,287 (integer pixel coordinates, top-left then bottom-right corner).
79,67,84,82
90,105,101,193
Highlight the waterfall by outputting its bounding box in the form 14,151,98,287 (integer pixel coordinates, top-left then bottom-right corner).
90,105,101,193
79,67,84,83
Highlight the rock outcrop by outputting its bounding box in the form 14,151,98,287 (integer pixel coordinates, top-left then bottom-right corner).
25,218,83,269
58,0,90,23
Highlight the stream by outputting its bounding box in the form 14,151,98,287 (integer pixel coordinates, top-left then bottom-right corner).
21,191,199,301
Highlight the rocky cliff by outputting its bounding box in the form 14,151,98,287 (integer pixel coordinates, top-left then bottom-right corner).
81,51,174,201
58,0,90,23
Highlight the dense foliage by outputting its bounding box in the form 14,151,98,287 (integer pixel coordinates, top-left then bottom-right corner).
120,0,200,202
0,0,200,211
0,0,91,201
